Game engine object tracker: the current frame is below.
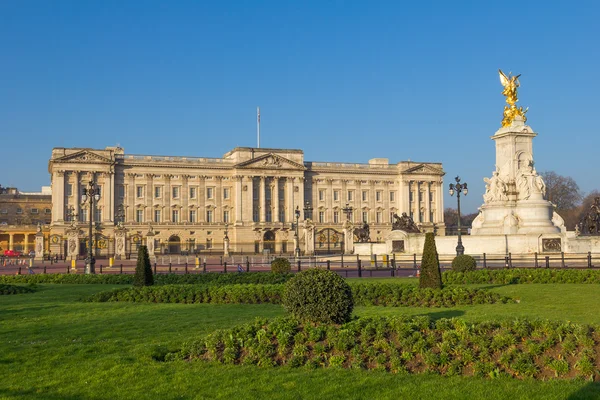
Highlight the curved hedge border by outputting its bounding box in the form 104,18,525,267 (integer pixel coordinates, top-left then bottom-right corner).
0,284,36,295
168,316,599,380
443,268,600,285
0,272,293,286
85,283,513,307
84,284,283,304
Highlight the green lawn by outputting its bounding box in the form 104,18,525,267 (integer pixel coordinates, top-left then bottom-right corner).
1,283,600,399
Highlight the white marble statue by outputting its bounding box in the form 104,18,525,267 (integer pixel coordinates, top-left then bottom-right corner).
483,170,508,203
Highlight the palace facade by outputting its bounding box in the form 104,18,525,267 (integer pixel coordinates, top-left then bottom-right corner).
48,146,445,258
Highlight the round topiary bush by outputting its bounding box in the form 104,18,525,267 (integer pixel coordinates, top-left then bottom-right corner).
451,254,477,272
282,269,353,324
270,257,291,274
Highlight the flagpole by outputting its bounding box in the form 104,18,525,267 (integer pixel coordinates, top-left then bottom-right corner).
257,107,260,148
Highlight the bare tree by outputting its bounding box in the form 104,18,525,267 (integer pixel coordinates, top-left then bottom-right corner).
540,171,583,210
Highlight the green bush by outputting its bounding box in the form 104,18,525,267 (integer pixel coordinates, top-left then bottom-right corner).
419,233,442,289
133,245,154,287
451,255,477,272
0,283,36,295
171,316,600,380
271,258,291,274
283,269,353,324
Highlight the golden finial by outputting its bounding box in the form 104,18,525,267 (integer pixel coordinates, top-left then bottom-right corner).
499,69,528,127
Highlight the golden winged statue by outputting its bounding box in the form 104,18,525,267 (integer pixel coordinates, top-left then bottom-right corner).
499,69,528,127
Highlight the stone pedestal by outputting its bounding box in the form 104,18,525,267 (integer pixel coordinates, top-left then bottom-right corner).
66,229,79,260
471,116,563,236
343,221,354,254
146,231,156,261
303,220,315,255
224,237,230,257
34,232,44,261
115,229,127,260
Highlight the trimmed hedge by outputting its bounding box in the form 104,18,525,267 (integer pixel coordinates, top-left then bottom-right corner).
351,283,514,307
0,284,36,295
419,233,442,289
0,272,293,286
443,268,600,285
283,269,354,324
84,284,283,304
170,316,600,380
134,245,154,287
85,282,514,308
451,255,477,272
271,258,291,274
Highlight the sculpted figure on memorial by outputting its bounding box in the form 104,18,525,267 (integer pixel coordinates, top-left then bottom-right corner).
483,170,507,203
392,212,420,233
69,239,76,255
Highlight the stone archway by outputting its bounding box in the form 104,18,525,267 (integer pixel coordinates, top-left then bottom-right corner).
168,235,181,254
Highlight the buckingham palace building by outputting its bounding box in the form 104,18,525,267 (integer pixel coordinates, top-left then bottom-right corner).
47,146,445,258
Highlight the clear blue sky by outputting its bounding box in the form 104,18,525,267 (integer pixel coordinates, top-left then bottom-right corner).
1,1,598,213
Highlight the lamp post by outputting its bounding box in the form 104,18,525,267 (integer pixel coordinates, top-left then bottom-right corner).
342,203,353,222
81,180,101,274
449,176,468,256
294,206,301,257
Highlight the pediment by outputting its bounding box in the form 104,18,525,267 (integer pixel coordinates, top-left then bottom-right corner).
54,150,113,164
235,153,306,171
403,164,443,175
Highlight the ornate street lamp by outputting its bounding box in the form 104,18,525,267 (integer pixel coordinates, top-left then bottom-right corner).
449,176,468,256
294,206,301,257
342,203,353,221
81,180,101,274
303,201,313,220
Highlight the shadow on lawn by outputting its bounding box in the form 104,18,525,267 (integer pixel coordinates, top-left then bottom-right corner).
0,388,85,400
415,310,465,320
567,382,600,399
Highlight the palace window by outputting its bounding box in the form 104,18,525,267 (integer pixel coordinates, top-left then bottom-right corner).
419,211,424,222
376,211,382,223
206,210,213,223
319,211,324,223
0,209,7,214
376,191,382,201
347,190,353,201
16,208,22,214
94,209,102,222
430,191,434,202
223,188,230,199
172,187,180,199
66,184,73,196
96,186,102,197
206,239,212,249
172,209,179,223
189,210,196,223
223,210,229,223
409,191,414,202
319,189,325,201
430,211,434,222
419,192,423,202
390,191,395,202
118,185,125,199
154,187,161,198
333,211,339,224
80,209,87,222
31,208,38,214
136,210,143,223
45,208,51,214
154,210,161,223
333,190,339,201
280,210,285,222
362,211,368,223
362,191,368,201
207,187,214,199
136,186,144,198
190,187,196,199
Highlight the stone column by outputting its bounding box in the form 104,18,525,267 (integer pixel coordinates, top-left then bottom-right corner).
181,175,189,223
273,177,280,222
354,180,362,223
109,171,115,225
35,231,44,261
8,234,13,250
425,181,431,222
402,180,410,214
223,236,230,257
127,173,136,223
23,234,29,253
215,176,223,223
199,176,206,223
259,176,266,222
384,181,391,223
326,178,333,222
53,170,66,222
369,180,376,223
247,176,254,223
286,177,293,223
164,175,172,222
72,171,80,218
235,176,243,223
145,174,154,223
